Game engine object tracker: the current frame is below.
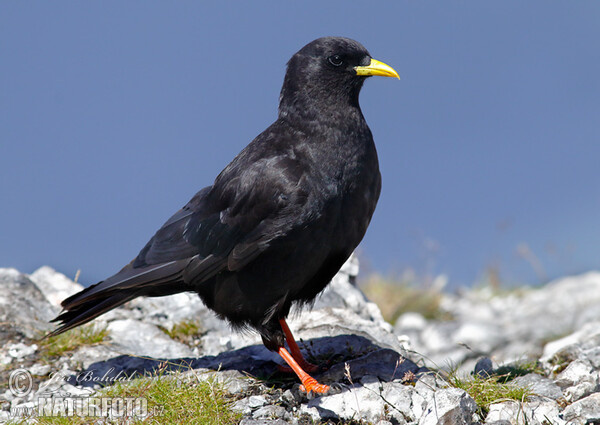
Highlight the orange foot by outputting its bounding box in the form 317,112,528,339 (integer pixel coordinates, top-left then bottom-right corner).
299,376,330,394
278,347,330,396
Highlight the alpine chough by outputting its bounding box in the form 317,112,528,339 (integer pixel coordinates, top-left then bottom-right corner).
50,36,399,394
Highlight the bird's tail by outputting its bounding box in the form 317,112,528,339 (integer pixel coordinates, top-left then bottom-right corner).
46,260,192,338
46,283,139,338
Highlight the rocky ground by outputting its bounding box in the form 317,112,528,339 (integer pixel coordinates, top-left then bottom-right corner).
1,258,599,424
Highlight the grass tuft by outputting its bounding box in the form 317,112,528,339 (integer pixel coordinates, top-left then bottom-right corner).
447,369,533,417
160,319,204,346
38,323,108,358
17,366,241,425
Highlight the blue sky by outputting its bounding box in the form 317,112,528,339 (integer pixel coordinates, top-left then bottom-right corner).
1,2,599,288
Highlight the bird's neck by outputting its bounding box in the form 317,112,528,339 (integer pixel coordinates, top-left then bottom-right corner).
277,72,365,125
278,92,366,133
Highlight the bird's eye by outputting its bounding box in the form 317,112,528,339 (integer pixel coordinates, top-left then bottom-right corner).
328,55,344,67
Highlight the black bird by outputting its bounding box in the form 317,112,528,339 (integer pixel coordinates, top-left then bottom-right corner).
50,36,399,394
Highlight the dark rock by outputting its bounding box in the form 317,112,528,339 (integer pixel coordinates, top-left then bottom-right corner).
473,357,494,378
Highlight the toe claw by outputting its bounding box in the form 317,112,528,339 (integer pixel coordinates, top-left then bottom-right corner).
327,382,345,394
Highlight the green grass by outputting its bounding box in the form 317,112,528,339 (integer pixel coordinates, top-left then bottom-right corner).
38,323,109,358
361,274,451,323
159,319,204,346
446,369,533,417
12,367,241,425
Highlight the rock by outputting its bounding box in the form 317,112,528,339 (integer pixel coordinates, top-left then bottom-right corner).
561,393,600,425
232,397,253,416
29,266,84,308
252,405,287,419
247,395,267,409
396,312,427,331
0,268,57,338
7,342,37,359
107,319,194,358
322,347,425,383
474,357,494,378
565,381,598,403
486,399,566,425
510,373,563,400
555,360,594,388
399,272,600,372
240,420,289,425
287,307,407,355
541,321,600,371
29,363,51,377
417,387,477,425
300,381,415,423
1,263,600,425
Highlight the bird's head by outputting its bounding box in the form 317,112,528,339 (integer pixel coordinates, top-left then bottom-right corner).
279,37,399,119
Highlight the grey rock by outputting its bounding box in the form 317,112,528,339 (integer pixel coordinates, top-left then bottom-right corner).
29,363,51,376
68,344,121,370
247,395,268,409
541,321,600,386
402,272,600,372
561,393,600,425
510,373,563,400
7,342,37,359
29,266,84,308
417,387,477,425
301,381,414,423
287,306,408,355
0,268,57,338
564,381,598,403
107,319,194,358
281,390,295,404
232,397,253,415
395,312,427,331
555,360,595,388
486,399,566,425
253,405,287,419
174,368,253,395
240,420,290,425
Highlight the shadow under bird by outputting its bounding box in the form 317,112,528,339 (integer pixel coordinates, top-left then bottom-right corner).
50,36,399,395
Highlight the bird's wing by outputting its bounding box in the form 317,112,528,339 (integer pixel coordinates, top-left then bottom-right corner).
184,153,312,274
61,151,311,309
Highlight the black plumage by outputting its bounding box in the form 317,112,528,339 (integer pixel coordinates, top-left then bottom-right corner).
50,37,398,393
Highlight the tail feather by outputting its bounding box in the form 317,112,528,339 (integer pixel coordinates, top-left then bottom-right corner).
46,291,138,338
48,260,194,338
61,259,191,309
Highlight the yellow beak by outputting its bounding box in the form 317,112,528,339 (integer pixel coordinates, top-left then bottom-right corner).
354,58,400,79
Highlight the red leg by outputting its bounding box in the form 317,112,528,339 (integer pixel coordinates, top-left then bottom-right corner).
278,346,330,394
279,319,319,373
